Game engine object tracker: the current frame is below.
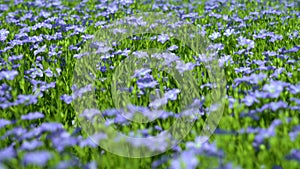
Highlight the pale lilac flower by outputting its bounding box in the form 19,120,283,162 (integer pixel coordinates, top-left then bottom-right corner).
72,84,93,98
289,125,300,142
286,149,300,162
143,132,171,152
209,32,221,40
88,132,107,145
234,67,252,74
20,140,44,151
0,29,9,41
23,151,53,166
243,95,260,106
84,161,97,169
44,68,53,77
80,138,98,148
168,45,178,51
284,46,300,54
114,113,129,124
237,36,255,49
26,67,43,78
0,70,18,80
15,94,38,106
8,54,23,62
157,34,169,44
208,43,224,51
291,98,300,105
271,68,285,78
262,81,284,98
263,51,277,57
60,94,73,104
268,101,288,111
0,146,16,162
219,55,233,67
33,45,47,56
132,51,148,58
94,21,107,27
0,119,11,129
32,22,52,30
21,112,44,120
2,127,27,140
80,109,101,121
39,122,64,133
132,68,152,78
136,74,159,89
56,159,80,169
50,131,79,152
269,34,283,43
224,28,234,36
253,120,282,148
0,4,9,12
149,97,168,109
170,151,198,169
164,89,180,101
175,61,196,73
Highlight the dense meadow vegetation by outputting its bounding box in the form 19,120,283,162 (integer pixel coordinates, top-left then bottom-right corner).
0,0,299,168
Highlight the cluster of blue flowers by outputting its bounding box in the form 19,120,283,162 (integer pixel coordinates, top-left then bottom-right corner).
0,0,299,169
